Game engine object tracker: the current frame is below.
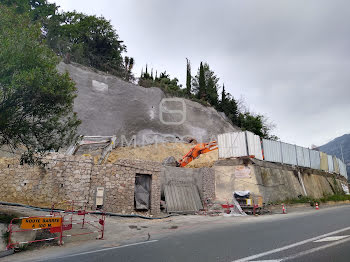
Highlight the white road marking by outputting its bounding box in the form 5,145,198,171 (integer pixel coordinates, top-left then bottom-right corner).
314,235,350,242
282,236,350,261
48,240,158,260
250,260,282,262
233,226,350,262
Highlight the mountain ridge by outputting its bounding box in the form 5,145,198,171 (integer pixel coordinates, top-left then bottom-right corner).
318,133,350,177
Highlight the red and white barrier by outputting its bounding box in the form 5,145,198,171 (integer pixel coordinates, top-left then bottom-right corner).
7,200,106,250
282,204,287,214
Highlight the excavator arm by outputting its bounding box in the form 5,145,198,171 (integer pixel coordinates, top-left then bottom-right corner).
177,141,218,167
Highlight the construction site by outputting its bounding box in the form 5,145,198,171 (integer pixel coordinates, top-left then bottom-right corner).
0,62,349,256
0,62,348,217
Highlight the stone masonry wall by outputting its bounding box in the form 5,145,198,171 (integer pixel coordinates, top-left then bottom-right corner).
0,155,161,215
89,159,161,215
0,154,93,208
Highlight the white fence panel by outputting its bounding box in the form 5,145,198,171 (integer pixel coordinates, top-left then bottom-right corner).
218,132,247,159
338,158,348,178
328,155,334,172
246,131,263,160
262,139,282,163
303,147,311,168
296,146,306,167
310,150,321,169
281,142,297,165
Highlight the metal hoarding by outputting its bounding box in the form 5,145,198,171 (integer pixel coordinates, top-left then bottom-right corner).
327,155,334,172
218,132,247,159
296,146,306,167
333,156,340,174
320,152,329,171
262,139,282,163
164,183,203,213
338,158,348,178
281,142,297,165
310,150,321,169
246,131,263,160
303,147,311,168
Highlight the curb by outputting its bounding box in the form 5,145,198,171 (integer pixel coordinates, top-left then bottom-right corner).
0,249,14,258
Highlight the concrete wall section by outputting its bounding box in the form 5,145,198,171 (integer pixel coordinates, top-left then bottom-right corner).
214,158,346,204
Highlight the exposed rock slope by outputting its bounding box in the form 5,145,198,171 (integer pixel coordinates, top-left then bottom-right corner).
58,62,239,145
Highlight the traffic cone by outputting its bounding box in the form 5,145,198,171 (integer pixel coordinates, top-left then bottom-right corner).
282,204,287,214
315,202,319,210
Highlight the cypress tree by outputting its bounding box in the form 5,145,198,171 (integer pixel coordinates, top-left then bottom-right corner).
198,62,206,100
186,58,191,96
221,84,226,110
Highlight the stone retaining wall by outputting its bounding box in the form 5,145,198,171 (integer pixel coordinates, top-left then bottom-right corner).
214,158,348,204
89,159,161,215
0,155,161,215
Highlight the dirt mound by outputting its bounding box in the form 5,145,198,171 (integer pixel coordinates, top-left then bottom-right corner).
106,143,218,168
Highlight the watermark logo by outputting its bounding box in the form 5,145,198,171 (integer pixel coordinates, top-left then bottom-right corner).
159,98,186,125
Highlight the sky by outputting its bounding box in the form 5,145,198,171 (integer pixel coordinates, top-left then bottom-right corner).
53,0,350,147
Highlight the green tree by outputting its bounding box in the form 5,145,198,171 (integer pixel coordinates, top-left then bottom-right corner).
0,0,57,23
0,6,80,163
124,56,135,82
138,66,183,94
186,58,191,96
197,62,206,99
193,62,219,104
1,1,134,81
238,112,277,139
46,11,127,77
221,84,227,105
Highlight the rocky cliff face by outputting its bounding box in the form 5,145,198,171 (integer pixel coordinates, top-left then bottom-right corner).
58,62,239,145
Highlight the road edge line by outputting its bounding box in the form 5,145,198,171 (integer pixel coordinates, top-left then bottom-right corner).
232,226,350,262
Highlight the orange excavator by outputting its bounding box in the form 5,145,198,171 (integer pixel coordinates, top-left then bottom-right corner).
176,141,218,167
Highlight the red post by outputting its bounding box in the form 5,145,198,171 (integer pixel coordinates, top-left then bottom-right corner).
82,202,87,229
6,219,14,250
59,215,63,246
282,204,287,214
100,213,105,240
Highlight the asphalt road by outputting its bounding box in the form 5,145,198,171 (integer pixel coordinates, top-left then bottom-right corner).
15,206,350,262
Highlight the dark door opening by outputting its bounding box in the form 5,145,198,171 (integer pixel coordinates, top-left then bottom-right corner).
135,174,151,210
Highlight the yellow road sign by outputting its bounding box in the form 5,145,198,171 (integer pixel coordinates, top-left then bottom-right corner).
21,217,62,229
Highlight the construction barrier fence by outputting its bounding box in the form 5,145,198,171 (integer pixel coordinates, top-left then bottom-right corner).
7,200,106,250
218,132,348,178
